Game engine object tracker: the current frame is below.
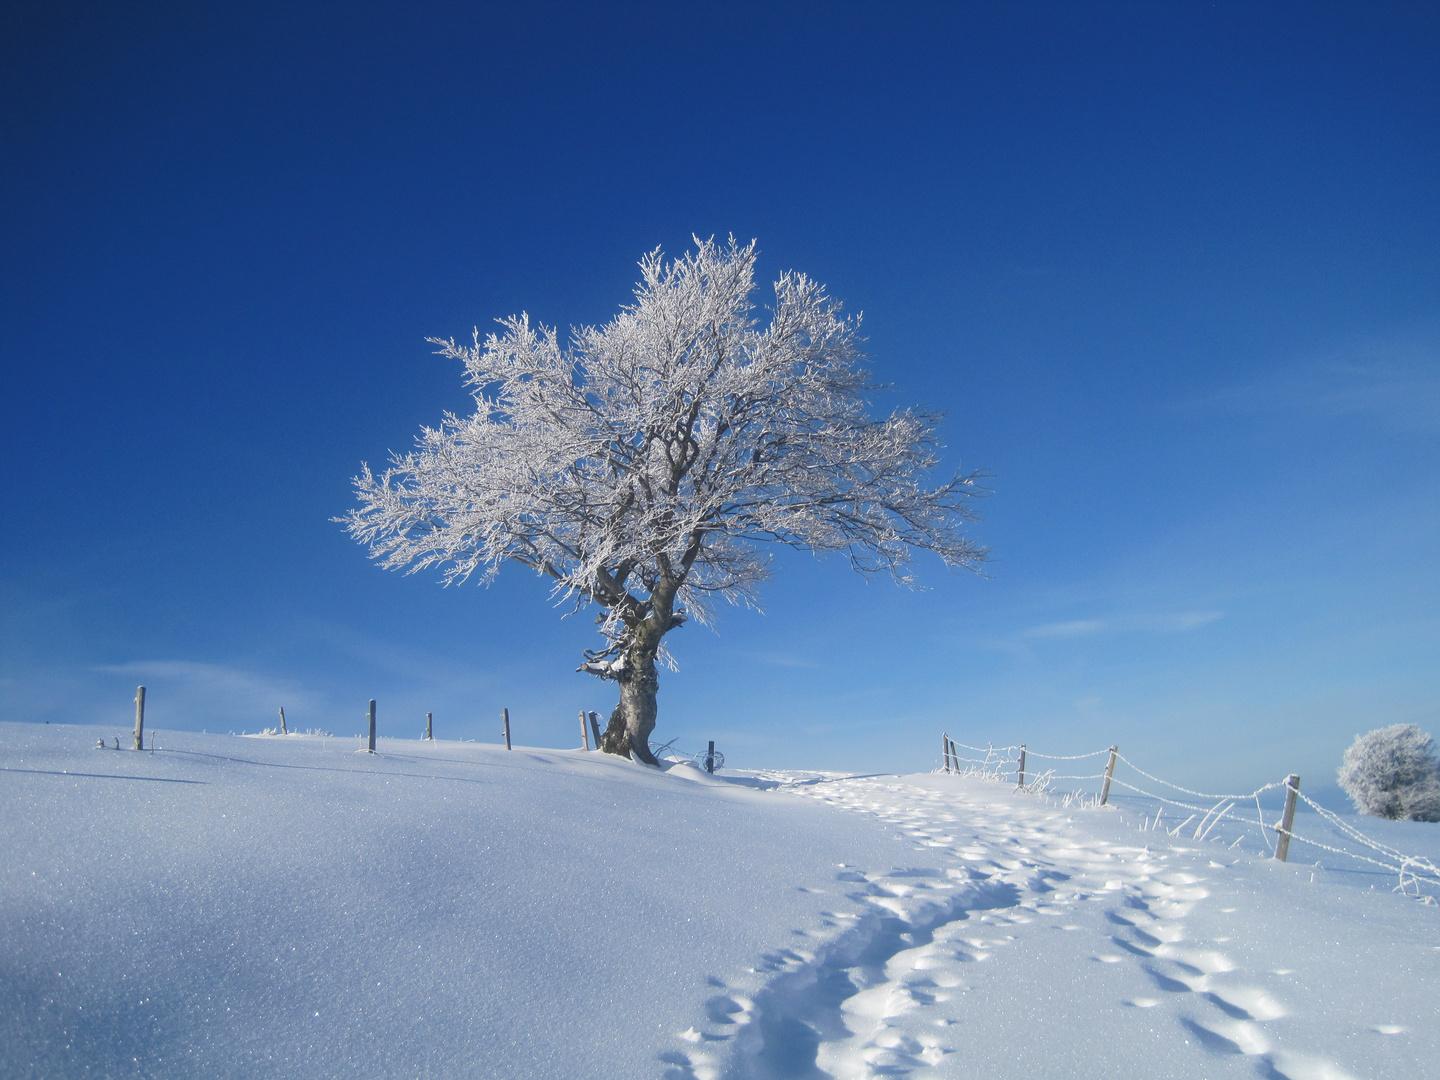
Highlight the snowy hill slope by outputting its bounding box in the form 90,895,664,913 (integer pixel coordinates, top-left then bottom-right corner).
722,773,1438,1080
2,723,1436,1079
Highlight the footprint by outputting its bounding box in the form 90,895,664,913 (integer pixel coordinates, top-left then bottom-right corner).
1144,965,1202,994
1158,871,1204,885
910,954,967,977
1105,909,1146,927
1182,1016,1272,1056
1264,1050,1360,1080
1110,935,1155,958
722,772,1339,1080
843,984,920,1023
702,994,749,1025
659,1047,721,1080
1153,944,1235,974
1144,922,1188,943
871,1029,925,1054
1205,984,1286,1021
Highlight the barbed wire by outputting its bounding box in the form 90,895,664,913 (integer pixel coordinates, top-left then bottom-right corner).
937,734,1440,901
1115,752,1282,802
951,753,1017,766
1101,776,1277,847
657,741,726,772
950,741,1022,753
1290,790,1440,897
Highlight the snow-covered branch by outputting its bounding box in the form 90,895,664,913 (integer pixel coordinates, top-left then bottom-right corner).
340,236,988,757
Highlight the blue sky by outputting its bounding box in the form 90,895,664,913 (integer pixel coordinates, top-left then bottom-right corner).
3,2,1437,804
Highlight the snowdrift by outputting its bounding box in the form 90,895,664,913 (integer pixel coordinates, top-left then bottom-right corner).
2,722,1436,1079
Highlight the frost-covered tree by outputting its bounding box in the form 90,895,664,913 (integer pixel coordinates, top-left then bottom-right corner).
1337,724,1440,822
341,238,987,763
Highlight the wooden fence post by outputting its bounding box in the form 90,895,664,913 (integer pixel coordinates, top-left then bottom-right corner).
367,700,376,753
1100,745,1118,805
278,706,287,735
706,740,716,774
502,708,512,750
425,712,433,740
133,686,146,750
1274,774,1300,861
580,710,590,750
588,711,602,750
949,738,958,773
942,733,952,773
1017,744,1026,787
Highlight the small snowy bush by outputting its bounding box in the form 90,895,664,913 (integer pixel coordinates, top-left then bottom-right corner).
1337,724,1440,821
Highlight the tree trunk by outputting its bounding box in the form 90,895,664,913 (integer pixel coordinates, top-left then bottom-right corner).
599,650,660,764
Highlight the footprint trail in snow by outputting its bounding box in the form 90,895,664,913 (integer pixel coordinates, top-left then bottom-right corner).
661,773,1400,1080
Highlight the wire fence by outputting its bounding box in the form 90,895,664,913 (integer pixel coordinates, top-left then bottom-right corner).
937,733,1440,903
654,737,726,774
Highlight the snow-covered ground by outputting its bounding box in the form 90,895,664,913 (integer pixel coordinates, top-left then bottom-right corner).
2,722,1436,1079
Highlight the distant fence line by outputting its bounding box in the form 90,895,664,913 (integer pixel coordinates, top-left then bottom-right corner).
939,733,1440,903
114,686,728,772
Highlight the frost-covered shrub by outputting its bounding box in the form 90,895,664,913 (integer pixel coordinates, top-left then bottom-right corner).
1337,724,1440,821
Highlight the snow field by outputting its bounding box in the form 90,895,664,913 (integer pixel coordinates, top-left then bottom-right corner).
0,723,934,1079
2,722,1436,1079
667,772,1438,1079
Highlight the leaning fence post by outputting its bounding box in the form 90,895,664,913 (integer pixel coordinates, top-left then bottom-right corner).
1274,774,1300,861
133,686,146,750
278,706,287,735
502,708,512,750
588,711,602,749
367,699,376,753
1100,745,1118,805
942,732,952,773
949,738,958,773
1017,744,1026,787
579,710,590,750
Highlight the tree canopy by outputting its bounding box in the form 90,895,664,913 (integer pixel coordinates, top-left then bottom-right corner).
1338,724,1440,821
342,237,987,761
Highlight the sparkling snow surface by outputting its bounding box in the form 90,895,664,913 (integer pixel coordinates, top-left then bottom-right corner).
2,723,1436,1079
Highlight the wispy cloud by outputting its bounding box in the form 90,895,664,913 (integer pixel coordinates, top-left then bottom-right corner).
718,647,823,670
1020,611,1222,640
0,659,337,731
1187,332,1440,432
1023,619,1108,639
1161,611,1224,632
755,653,824,670
95,660,328,725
